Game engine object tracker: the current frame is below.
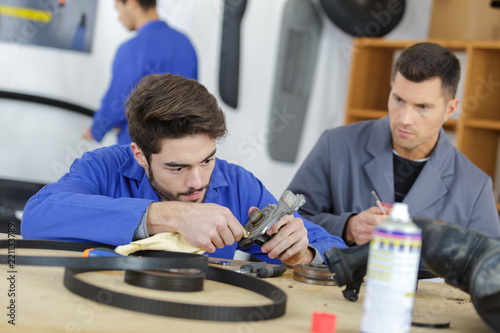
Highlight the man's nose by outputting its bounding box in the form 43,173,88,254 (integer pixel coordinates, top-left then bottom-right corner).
186,168,203,189
400,106,415,126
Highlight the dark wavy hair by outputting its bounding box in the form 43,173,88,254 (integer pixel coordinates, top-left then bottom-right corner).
394,42,461,100
119,0,156,10
118,0,156,10
126,74,227,162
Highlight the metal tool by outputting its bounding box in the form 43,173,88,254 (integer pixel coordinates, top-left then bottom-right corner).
235,262,287,278
72,13,86,51
255,265,287,278
208,259,233,267
234,261,266,275
371,190,387,215
238,190,306,249
57,0,66,38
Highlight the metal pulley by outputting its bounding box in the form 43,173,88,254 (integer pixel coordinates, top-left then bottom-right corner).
293,263,338,286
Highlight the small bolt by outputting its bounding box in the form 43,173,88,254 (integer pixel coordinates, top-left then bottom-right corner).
248,209,263,224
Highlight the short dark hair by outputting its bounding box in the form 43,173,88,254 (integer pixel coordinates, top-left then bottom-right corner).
394,42,461,100
126,74,227,162
119,0,156,10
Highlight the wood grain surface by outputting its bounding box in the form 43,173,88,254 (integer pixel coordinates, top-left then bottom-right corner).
0,234,493,333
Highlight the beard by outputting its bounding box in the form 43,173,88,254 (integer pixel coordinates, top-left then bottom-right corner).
148,166,210,203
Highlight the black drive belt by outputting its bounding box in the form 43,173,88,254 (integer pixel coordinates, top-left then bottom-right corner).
0,239,287,321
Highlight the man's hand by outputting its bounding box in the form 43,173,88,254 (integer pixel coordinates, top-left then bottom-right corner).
257,208,312,266
146,201,244,253
83,127,95,141
344,206,390,245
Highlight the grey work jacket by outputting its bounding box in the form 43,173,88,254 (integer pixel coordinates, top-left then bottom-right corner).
288,117,500,239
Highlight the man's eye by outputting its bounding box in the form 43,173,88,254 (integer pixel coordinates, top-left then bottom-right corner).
170,168,183,173
202,158,213,166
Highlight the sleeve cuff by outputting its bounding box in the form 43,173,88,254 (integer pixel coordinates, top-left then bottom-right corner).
309,245,324,265
133,207,150,241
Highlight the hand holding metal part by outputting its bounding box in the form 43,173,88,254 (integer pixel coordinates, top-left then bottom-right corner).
238,190,306,249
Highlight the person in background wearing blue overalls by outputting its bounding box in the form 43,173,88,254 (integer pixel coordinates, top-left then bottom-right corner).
83,0,197,145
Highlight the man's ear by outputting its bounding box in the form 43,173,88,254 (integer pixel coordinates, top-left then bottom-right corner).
131,143,148,169
444,97,459,122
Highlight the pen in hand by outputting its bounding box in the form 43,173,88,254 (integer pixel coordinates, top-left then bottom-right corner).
371,190,387,215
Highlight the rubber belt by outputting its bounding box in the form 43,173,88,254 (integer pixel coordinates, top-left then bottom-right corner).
0,90,94,117
0,239,287,321
124,269,206,292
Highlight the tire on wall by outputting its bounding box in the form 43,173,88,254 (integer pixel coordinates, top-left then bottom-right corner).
319,0,406,37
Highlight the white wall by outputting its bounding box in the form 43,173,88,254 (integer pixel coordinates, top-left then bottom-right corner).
0,0,433,197
0,0,125,184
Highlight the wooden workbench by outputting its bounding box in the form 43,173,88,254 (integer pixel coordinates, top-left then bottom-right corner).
0,234,493,333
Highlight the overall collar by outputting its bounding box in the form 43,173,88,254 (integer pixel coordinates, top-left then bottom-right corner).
137,20,165,34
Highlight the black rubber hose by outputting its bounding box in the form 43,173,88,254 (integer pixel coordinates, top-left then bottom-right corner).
0,90,93,117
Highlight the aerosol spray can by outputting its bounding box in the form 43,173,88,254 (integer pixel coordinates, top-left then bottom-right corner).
360,203,422,333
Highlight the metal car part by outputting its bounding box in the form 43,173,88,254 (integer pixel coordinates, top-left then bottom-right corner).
238,190,306,249
293,263,337,286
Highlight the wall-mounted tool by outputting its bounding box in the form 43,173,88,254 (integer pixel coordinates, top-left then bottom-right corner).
238,190,305,249
72,13,86,51
218,0,247,109
0,4,52,23
57,0,66,37
268,0,322,163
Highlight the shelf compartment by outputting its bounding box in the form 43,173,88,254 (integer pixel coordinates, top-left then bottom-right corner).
458,127,500,179
347,108,387,123
463,119,500,131
462,48,500,120
346,41,406,112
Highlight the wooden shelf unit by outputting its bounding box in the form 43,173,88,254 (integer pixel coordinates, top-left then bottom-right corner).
345,38,500,206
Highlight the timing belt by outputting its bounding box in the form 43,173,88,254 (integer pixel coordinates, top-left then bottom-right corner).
0,239,287,321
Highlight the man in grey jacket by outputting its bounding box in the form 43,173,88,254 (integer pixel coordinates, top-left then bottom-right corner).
288,42,500,245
